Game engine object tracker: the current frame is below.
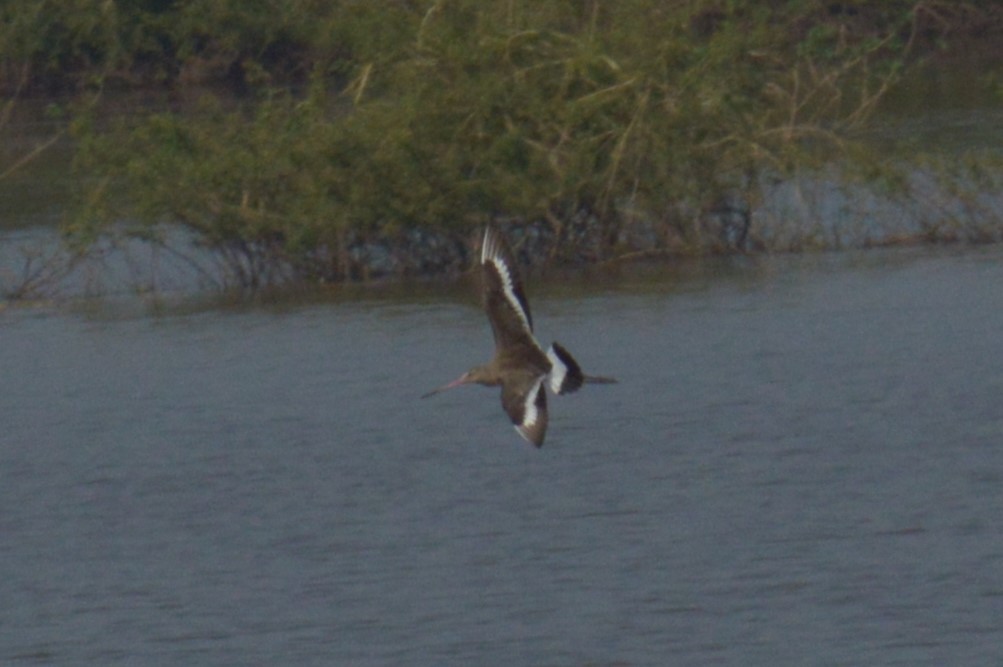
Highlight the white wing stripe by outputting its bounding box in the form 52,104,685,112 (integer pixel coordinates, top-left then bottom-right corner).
482,228,532,333
521,377,545,429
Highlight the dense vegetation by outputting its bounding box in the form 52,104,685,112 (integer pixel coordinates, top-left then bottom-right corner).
3,1,1003,290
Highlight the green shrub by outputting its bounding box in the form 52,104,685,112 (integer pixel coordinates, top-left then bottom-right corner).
63,1,1000,287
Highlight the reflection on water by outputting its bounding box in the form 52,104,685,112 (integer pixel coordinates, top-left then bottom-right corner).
2,246,1002,665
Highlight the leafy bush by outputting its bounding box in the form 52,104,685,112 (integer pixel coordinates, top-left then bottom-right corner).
59,0,1003,288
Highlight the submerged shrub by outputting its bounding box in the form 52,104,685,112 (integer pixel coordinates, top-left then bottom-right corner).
67,0,1002,288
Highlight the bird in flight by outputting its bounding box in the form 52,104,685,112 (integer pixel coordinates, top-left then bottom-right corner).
422,225,616,447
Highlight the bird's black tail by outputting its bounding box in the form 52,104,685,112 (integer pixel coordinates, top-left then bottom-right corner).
546,342,584,394
547,342,618,393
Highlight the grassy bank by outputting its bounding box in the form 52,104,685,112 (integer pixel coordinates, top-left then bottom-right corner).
3,1,1003,294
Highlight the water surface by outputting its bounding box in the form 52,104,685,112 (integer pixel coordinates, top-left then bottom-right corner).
2,246,1002,665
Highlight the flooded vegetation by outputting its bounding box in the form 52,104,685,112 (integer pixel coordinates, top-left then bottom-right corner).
2,1,1003,299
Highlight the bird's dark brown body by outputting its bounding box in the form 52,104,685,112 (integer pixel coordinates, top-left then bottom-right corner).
422,225,616,447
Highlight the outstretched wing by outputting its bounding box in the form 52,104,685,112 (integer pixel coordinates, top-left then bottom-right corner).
481,226,536,350
500,374,548,447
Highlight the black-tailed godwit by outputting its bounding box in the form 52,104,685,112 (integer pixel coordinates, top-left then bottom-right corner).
422,225,616,447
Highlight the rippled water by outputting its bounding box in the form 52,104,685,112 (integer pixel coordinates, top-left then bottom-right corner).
3,246,1003,665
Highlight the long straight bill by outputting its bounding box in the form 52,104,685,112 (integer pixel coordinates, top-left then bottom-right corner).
421,374,468,398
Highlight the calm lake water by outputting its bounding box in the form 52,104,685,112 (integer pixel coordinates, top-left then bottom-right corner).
2,245,1002,665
